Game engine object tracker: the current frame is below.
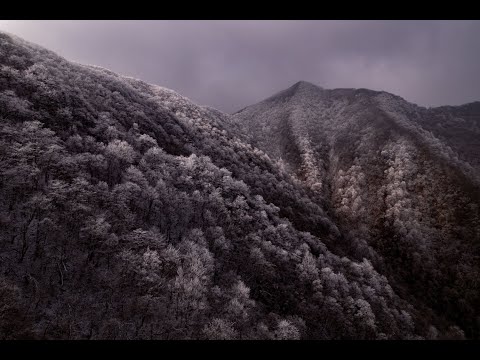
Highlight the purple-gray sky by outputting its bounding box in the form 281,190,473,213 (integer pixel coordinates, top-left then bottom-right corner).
1,20,479,112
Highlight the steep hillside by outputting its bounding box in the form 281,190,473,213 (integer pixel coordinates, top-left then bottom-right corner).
421,102,480,175
233,81,480,339
0,32,444,340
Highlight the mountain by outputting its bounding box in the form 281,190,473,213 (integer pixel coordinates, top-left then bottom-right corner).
233,80,480,339
0,32,477,340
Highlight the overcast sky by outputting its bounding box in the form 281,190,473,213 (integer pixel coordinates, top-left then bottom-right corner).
1,20,479,113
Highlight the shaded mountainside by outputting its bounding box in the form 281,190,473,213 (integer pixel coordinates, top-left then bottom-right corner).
233,81,480,339
421,102,480,175
0,32,476,340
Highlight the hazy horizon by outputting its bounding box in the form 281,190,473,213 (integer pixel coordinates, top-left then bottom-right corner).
1,20,479,112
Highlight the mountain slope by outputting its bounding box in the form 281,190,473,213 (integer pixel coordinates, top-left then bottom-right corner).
233,81,480,339
0,32,445,340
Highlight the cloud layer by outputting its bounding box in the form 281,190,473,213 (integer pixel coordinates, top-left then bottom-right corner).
1,20,479,112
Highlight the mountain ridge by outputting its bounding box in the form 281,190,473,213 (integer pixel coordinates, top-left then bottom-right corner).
0,31,478,340
233,79,480,339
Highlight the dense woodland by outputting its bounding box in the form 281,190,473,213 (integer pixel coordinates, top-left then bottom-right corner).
0,32,478,339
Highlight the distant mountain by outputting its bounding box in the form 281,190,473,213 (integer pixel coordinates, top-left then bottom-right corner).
233,80,480,339
0,32,477,340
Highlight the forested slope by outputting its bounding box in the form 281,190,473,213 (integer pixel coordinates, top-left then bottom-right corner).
0,32,475,339
233,81,480,339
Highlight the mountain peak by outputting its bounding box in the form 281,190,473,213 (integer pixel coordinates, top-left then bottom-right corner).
259,80,324,105
291,80,323,92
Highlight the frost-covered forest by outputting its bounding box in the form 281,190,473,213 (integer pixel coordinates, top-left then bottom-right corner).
0,32,479,340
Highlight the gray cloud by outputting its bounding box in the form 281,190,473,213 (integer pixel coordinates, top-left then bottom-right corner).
1,20,479,112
